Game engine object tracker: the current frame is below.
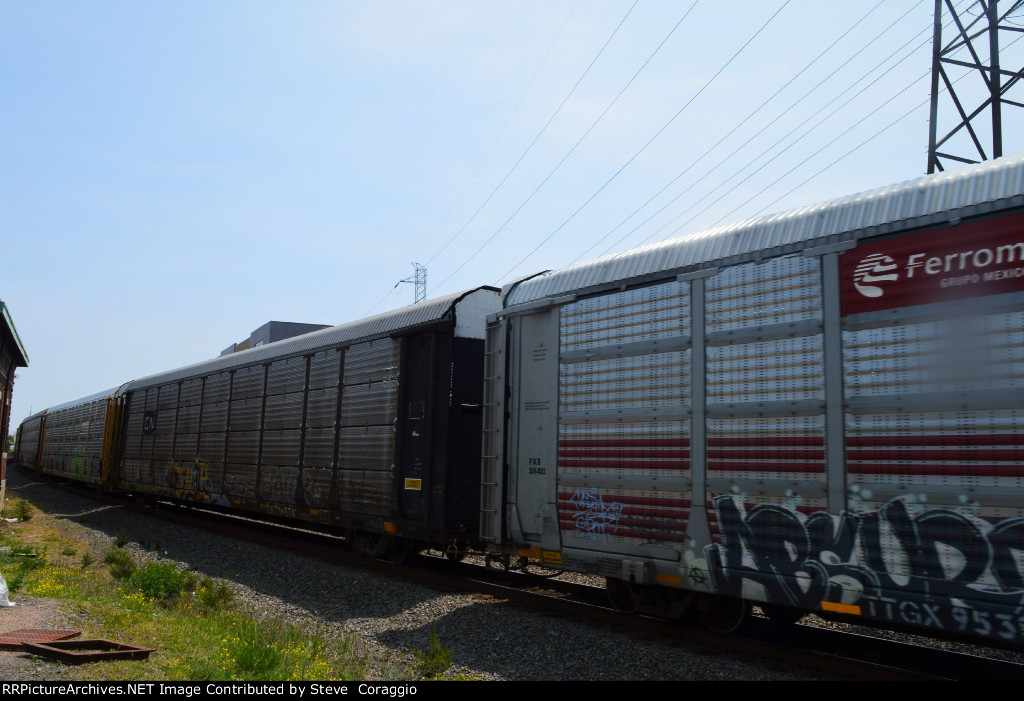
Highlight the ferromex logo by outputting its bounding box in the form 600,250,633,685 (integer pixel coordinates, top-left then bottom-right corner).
840,212,1024,316
852,254,899,297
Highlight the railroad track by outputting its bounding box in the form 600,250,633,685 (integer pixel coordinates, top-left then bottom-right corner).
53,479,1022,682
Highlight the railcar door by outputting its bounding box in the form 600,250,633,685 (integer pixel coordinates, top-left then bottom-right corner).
396,328,451,528
507,310,560,546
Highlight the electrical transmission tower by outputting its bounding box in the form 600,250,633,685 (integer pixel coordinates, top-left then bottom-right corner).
927,0,1024,173
397,263,427,304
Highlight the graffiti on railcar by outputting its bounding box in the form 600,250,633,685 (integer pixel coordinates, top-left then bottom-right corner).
570,488,624,542
259,466,299,503
169,458,211,496
707,494,1024,641
69,445,89,476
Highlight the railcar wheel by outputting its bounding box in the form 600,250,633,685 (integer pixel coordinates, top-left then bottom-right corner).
386,541,409,565
696,594,747,634
349,531,373,557
606,578,638,613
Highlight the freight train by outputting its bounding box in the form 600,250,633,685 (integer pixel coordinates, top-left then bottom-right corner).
15,153,1024,645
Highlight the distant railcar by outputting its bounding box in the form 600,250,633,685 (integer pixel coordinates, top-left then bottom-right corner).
20,287,500,559
14,388,122,485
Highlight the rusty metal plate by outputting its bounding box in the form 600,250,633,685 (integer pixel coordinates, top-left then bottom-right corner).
22,638,154,664
0,628,81,651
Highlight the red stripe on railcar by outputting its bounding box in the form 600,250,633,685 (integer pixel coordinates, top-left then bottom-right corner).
848,448,1024,462
707,461,825,473
557,492,690,508
846,434,1024,447
559,524,688,542
848,463,1024,476
557,503,689,520
559,459,691,470
708,448,825,460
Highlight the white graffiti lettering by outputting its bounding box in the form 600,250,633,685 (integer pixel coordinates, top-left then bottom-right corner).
707,495,1024,643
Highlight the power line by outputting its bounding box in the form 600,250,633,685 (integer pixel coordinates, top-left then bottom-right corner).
566,0,894,266
433,0,701,293
740,30,1023,222
603,2,945,255
364,2,583,316
710,70,930,228
424,0,640,272
494,0,793,286
415,0,582,265
744,28,1024,219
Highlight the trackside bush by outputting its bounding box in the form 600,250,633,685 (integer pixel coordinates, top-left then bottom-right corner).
103,547,136,579
127,561,197,603
414,630,454,679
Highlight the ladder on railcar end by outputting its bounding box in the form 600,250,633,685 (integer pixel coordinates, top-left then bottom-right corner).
479,319,505,543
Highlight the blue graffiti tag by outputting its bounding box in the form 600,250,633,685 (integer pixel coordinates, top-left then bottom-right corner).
570,488,624,542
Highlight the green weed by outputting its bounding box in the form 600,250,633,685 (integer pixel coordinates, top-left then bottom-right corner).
103,547,136,579
414,629,453,680
195,579,235,611
3,545,47,592
126,562,197,604
5,499,34,521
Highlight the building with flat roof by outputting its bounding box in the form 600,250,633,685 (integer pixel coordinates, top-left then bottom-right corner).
1,300,29,506
220,320,330,357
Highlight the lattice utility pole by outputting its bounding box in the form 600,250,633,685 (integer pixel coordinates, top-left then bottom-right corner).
397,263,427,304
928,0,1024,173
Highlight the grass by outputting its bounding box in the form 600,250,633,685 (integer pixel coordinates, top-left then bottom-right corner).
1,497,33,521
414,629,454,680
103,546,136,580
0,495,396,681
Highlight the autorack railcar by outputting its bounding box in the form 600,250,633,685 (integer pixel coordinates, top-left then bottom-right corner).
14,387,123,485
481,153,1024,641
19,287,501,560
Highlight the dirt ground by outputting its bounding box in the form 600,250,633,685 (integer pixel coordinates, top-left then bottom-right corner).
0,482,79,681
0,595,77,680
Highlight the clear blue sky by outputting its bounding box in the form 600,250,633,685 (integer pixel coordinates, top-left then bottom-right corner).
2,0,1021,430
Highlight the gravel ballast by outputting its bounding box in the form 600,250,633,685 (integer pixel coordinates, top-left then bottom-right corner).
3,468,830,681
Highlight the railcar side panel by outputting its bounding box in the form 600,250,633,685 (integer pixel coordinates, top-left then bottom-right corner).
557,280,693,566
16,414,43,470
111,287,500,550
338,337,400,518
38,396,110,484
834,213,1024,640
498,206,1024,643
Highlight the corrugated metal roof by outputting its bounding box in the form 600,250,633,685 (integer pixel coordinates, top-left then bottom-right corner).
43,386,124,414
507,153,1024,306
124,287,499,392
